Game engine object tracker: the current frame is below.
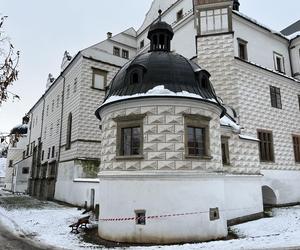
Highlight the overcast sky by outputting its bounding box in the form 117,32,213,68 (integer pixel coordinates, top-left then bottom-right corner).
0,0,299,133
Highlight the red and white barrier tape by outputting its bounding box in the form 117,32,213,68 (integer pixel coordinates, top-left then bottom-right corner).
100,211,208,222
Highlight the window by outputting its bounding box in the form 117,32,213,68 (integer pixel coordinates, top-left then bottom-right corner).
56,95,60,108
209,208,220,221
51,146,55,158
23,151,26,159
113,46,120,57
51,99,55,112
200,76,208,89
199,8,229,35
22,167,29,174
26,145,29,156
270,86,282,109
177,9,183,22
273,52,285,73
221,136,230,165
74,78,77,93
66,113,72,150
8,160,13,168
47,148,51,159
135,210,146,225
293,135,300,163
115,115,145,157
238,38,248,60
50,124,53,136
185,114,211,158
56,119,60,134
66,84,70,99
122,49,129,59
140,40,144,49
258,130,274,162
41,150,44,161
92,68,107,90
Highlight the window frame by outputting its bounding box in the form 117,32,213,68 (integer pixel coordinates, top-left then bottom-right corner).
221,136,230,165
292,135,300,163
270,85,282,109
237,38,248,61
273,52,285,74
184,114,211,159
113,46,120,57
122,49,129,59
198,7,231,35
176,9,184,22
140,40,144,49
135,210,146,225
92,68,108,90
257,129,275,162
114,114,145,160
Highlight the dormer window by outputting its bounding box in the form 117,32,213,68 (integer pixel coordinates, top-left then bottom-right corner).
177,9,183,22
131,72,140,84
273,52,285,74
200,77,208,89
128,66,145,85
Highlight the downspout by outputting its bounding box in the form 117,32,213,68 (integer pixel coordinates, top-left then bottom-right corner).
57,74,66,181
288,39,295,77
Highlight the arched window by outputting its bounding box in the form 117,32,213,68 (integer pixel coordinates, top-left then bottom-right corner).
131,72,140,85
159,34,165,49
66,113,72,150
200,77,208,89
153,35,158,50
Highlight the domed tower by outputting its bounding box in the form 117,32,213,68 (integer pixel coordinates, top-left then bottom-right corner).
95,12,227,244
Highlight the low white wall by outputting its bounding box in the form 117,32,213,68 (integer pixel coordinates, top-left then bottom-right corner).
55,161,99,207
224,175,263,220
262,170,300,205
98,172,228,244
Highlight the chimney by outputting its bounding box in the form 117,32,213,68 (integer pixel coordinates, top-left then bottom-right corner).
107,32,112,39
46,73,55,89
233,0,240,11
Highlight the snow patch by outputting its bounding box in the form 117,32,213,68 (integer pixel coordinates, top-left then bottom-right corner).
220,116,240,132
101,85,217,106
239,134,260,142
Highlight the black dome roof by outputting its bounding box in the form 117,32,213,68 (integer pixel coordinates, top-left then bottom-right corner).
104,51,218,101
98,12,222,118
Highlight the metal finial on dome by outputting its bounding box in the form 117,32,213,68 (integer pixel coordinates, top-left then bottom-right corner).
158,9,162,21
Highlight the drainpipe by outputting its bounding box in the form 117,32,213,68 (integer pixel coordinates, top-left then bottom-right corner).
288,40,295,77
57,74,66,180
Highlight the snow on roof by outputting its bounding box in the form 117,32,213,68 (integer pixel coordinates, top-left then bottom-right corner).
238,59,300,83
101,85,217,106
233,10,287,40
239,134,260,142
288,31,300,41
220,115,240,132
0,158,6,178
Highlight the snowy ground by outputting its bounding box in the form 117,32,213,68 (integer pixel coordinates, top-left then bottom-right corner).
0,190,300,250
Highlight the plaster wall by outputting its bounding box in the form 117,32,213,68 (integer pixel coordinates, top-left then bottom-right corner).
233,14,291,76
98,173,227,243
224,175,263,220
262,170,300,205
55,160,99,207
290,37,300,78
99,98,223,172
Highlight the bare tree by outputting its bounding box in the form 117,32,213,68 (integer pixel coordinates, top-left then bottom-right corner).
0,15,20,105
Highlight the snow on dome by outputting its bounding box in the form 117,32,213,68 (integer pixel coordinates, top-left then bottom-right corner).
220,115,240,132
100,85,217,107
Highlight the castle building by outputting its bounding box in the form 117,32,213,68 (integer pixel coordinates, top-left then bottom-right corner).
4,1,300,241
